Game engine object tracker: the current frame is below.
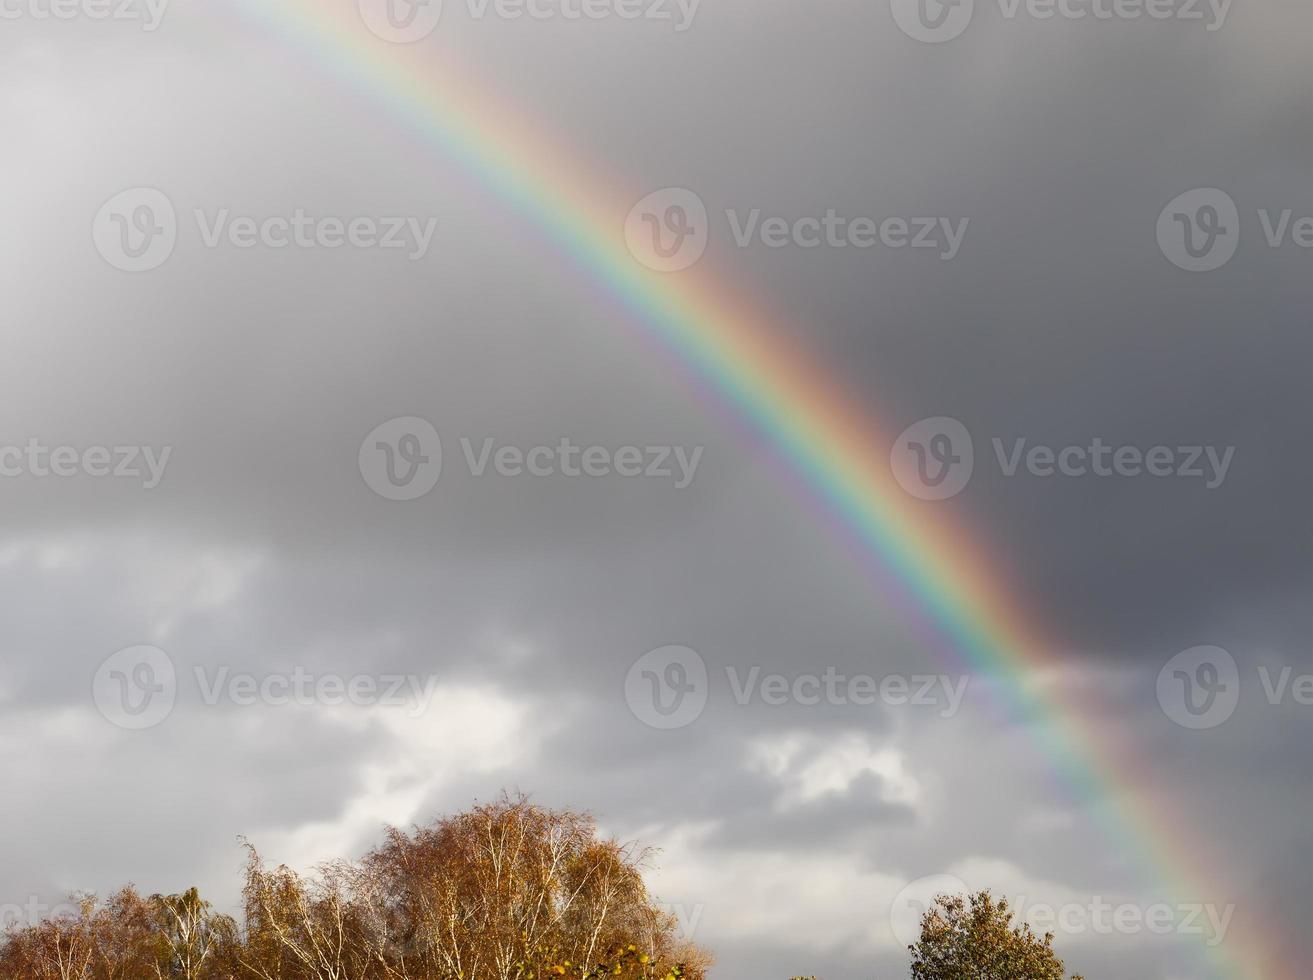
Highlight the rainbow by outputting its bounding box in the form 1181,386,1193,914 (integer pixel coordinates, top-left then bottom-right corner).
221,3,1286,977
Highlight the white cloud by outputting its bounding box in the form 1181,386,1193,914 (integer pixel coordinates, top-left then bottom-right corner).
257,685,538,871
646,822,908,955
746,730,922,809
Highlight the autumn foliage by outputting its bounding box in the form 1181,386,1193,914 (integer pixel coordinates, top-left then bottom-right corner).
0,798,709,980
909,891,1084,980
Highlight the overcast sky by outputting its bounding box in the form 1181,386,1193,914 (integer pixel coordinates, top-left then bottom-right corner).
1,2,1309,979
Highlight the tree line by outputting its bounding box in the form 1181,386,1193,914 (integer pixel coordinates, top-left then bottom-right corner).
2,796,1085,979
1,797,710,980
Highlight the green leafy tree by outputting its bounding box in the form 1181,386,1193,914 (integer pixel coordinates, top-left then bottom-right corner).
909,891,1085,980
